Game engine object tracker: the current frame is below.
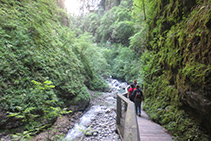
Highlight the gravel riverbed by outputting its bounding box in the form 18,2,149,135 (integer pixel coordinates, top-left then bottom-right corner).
33,89,121,141
0,88,122,141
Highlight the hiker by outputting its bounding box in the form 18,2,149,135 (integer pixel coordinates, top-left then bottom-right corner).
132,84,144,117
128,83,136,101
133,79,137,86
126,79,137,95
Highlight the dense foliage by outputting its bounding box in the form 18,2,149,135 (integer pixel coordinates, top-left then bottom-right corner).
74,0,210,140
71,0,139,82
132,0,211,140
0,0,108,138
1,0,210,140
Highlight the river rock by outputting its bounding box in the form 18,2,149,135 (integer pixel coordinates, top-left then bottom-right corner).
93,132,98,136
79,105,120,141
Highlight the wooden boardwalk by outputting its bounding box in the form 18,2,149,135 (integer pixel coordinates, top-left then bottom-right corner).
137,109,174,141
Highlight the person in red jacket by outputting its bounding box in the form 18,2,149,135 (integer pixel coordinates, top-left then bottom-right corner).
128,83,136,101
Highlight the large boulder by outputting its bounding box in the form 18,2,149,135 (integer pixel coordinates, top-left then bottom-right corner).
180,90,211,135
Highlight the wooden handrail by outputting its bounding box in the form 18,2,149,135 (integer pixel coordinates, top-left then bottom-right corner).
116,92,140,141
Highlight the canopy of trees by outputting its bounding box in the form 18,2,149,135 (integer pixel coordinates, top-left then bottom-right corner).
74,0,211,140
0,0,210,140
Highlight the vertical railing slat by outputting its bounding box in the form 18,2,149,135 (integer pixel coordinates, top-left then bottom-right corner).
117,95,121,125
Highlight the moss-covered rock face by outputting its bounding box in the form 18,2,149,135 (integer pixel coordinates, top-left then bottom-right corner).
0,0,108,133
140,0,211,140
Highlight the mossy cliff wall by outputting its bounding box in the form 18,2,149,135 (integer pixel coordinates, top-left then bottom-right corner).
142,0,211,140
0,0,107,132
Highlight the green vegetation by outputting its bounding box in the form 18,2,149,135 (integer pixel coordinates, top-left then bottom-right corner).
0,0,108,139
132,0,211,140
0,0,210,140
75,0,210,140
72,0,139,82
7,80,71,140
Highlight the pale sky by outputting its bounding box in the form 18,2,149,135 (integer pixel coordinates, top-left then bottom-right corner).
64,0,80,15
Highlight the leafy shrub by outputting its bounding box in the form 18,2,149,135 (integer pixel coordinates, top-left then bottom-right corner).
6,80,71,140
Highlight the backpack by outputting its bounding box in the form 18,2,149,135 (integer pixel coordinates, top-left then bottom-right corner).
129,93,135,102
135,89,143,101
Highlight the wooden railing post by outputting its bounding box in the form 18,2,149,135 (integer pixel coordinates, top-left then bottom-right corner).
116,93,140,141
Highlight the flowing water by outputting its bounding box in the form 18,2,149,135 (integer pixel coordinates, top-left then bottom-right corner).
65,106,102,141
64,79,127,141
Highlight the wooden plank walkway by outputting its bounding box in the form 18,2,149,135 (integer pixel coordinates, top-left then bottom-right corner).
137,109,174,141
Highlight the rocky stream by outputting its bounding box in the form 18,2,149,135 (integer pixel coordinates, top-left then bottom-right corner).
0,79,127,141
33,79,127,141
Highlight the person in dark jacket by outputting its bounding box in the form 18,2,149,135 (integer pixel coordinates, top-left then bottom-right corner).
131,84,144,117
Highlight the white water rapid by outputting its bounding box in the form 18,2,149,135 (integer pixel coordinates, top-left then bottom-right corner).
65,106,102,141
